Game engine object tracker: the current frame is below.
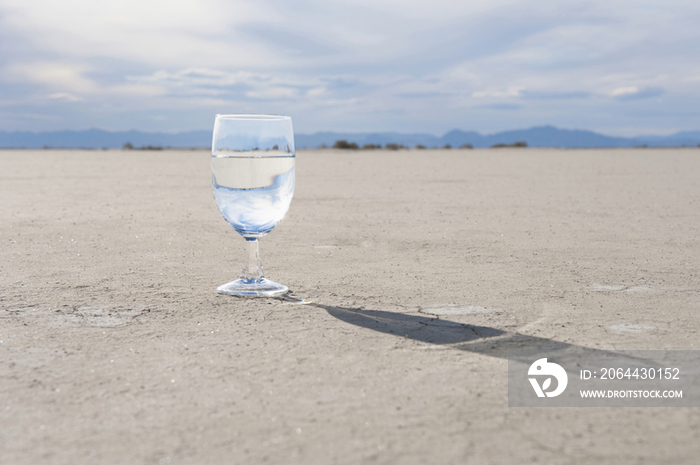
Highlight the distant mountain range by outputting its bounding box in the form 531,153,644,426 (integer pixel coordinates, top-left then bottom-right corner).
2,125,700,149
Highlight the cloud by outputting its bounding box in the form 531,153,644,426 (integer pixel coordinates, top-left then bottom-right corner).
475,103,523,110
0,1,699,133
127,68,302,100
124,68,381,103
2,62,168,100
237,24,340,57
394,92,454,99
520,90,591,100
611,86,640,97
5,63,98,93
109,84,167,97
612,86,665,101
0,0,280,68
47,93,82,102
472,87,523,98
245,87,299,99
128,68,262,95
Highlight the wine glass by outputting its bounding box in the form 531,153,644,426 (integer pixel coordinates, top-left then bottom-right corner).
211,114,295,297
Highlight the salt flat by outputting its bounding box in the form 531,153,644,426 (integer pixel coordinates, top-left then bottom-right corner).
1,148,699,464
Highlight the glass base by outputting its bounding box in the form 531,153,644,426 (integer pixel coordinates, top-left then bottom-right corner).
217,278,288,297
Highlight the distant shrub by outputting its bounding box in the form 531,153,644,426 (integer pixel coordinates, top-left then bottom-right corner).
385,143,404,150
443,144,452,149
460,143,473,149
123,143,163,150
362,144,381,150
491,141,527,148
333,140,359,149
415,144,426,149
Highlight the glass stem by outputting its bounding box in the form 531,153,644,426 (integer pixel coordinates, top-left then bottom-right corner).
241,239,264,281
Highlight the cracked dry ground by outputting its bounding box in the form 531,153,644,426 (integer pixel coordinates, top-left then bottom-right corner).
1,148,699,464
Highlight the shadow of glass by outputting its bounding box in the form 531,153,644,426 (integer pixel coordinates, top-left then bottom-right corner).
314,304,660,374
322,304,505,344
303,303,700,407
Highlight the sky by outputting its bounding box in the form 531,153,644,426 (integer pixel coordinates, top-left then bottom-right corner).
1,0,699,136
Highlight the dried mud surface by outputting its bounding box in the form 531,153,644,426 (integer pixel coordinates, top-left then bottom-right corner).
1,148,699,464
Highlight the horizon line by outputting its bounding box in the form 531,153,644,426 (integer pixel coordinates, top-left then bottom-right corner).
0,124,696,139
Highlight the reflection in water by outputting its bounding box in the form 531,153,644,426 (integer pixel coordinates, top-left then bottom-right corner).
212,165,295,239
